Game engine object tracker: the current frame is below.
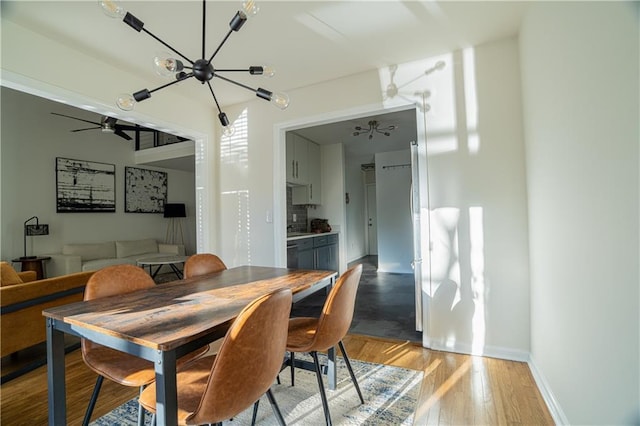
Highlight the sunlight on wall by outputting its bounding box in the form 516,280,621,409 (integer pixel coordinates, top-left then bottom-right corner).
378,54,457,155
220,108,251,265
195,139,206,253
463,48,481,154
429,207,461,303
221,108,249,167
221,189,252,265
469,206,486,354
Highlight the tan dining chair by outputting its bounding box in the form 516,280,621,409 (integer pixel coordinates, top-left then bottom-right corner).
286,264,364,426
139,287,293,426
183,253,227,279
81,264,208,426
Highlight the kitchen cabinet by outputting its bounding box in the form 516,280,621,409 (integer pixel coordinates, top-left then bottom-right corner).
291,137,322,205
288,233,338,272
286,133,309,185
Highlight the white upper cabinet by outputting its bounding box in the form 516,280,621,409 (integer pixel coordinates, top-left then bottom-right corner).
287,132,322,205
286,133,309,185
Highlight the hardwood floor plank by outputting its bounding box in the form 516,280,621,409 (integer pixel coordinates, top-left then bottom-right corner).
1,334,554,425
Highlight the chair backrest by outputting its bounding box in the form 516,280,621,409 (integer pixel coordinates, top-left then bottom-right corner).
82,264,155,353
185,287,293,425
312,263,363,352
183,253,227,279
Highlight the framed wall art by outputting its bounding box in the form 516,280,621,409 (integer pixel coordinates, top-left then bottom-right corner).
125,166,167,213
56,157,116,213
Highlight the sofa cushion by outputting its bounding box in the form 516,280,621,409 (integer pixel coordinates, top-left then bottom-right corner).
63,242,116,261
82,258,137,271
116,239,158,258
1,262,23,286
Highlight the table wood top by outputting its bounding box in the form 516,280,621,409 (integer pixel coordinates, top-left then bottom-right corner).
42,266,335,351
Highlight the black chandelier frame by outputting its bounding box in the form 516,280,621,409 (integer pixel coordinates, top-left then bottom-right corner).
104,0,287,129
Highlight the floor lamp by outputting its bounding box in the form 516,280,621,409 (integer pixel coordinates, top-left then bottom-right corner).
164,203,186,246
22,216,49,259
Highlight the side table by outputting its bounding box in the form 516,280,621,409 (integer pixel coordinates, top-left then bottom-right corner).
12,256,51,280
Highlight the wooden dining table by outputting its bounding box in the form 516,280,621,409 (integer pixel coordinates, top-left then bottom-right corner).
43,265,337,426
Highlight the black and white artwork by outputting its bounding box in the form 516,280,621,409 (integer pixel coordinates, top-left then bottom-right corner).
56,157,116,213
125,167,167,213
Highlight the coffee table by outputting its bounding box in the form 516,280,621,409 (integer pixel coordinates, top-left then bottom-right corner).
137,255,188,280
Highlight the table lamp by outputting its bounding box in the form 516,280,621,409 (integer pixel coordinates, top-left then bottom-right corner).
22,216,49,259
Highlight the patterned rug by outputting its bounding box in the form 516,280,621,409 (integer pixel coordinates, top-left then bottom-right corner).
91,355,422,425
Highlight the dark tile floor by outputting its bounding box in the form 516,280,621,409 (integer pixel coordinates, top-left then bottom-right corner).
291,256,422,343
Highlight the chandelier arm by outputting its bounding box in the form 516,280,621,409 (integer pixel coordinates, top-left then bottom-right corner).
214,73,259,94
148,73,195,95
215,68,254,73
202,0,206,60
207,29,234,64
140,27,194,65
206,81,223,113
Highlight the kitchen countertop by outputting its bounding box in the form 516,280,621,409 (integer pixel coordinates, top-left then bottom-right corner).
286,231,338,241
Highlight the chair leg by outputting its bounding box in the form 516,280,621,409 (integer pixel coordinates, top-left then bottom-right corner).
310,351,332,426
251,399,260,426
137,385,146,426
266,388,287,426
82,375,104,426
338,340,364,404
290,351,295,386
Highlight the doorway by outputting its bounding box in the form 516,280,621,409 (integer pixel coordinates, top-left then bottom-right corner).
365,183,378,255
279,104,429,342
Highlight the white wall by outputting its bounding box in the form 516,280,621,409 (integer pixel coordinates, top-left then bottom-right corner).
0,87,197,263
520,2,639,424
375,149,413,273
423,38,531,359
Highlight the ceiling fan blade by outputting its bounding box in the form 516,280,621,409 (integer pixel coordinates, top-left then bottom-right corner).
51,112,101,126
114,129,133,141
116,124,158,133
71,127,101,132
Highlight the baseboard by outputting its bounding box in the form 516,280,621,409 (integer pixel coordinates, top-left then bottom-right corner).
424,337,530,362
528,355,570,425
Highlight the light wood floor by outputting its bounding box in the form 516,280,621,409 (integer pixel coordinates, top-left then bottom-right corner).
0,334,554,425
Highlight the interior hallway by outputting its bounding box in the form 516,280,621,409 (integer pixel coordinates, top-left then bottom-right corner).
291,255,422,343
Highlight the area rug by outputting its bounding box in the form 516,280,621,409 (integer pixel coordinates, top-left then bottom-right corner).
91,355,423,425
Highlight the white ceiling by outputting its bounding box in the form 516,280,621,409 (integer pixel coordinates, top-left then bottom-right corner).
2,0,530,160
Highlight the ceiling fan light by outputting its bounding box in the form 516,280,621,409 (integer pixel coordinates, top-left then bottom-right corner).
99,0,126,19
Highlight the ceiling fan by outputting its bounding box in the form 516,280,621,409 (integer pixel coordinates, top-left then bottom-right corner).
51,112,155,141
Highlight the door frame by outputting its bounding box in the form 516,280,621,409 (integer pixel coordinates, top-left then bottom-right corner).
273,100,431,345
364,182,378,256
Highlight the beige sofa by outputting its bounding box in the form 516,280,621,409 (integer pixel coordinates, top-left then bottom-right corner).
45,238,184,277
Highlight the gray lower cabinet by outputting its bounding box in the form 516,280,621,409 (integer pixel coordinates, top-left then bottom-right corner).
295,234,338,272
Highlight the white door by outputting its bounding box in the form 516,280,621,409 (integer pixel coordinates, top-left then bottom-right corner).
366,184,378,255
410,141,423,332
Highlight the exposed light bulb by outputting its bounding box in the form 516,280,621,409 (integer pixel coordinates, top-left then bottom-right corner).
261,65,275,78
242,0,259,18
271,92,289,110
153,53,184,77
116,94,136,111
99,0,126,19
222,125,236,137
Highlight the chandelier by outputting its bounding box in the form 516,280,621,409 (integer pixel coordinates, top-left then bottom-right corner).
99,0,289,132
353,120,397,140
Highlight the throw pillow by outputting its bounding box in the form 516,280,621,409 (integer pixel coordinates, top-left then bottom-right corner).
1,261,23,286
